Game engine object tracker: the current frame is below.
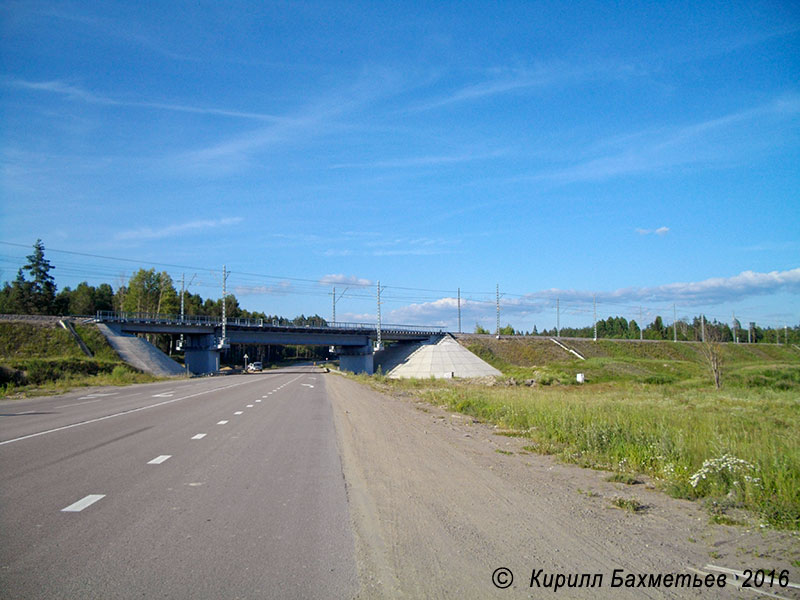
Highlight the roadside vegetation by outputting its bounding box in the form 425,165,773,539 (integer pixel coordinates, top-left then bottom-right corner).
353,337,800,530
0,321,158,398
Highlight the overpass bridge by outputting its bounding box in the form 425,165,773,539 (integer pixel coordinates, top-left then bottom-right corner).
95,311,445,375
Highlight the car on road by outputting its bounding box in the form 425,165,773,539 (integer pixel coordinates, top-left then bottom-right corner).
246,361,262,372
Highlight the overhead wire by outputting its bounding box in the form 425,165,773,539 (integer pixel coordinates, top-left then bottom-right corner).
0,240,794,328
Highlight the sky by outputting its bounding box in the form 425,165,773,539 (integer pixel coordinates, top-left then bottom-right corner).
1,1,799,332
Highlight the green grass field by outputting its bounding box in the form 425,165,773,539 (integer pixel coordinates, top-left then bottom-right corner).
358,336,800,529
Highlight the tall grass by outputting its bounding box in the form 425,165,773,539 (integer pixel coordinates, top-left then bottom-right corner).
419,383,799,529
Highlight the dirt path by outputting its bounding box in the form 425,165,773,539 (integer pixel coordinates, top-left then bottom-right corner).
327,374,799,599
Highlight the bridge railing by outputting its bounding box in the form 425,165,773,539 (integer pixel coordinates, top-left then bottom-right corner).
95,311,445,335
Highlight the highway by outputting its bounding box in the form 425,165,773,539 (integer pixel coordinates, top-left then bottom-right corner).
0,368,357,599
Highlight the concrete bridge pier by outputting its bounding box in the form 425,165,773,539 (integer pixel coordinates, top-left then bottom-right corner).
181,334,220,375
337,344,374,374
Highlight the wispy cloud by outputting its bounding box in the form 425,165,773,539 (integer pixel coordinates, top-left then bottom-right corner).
636,226,670,236
329,149,506,170
319,274,373,287
409,60,642,113
175,66,406,174
8,79,283,121
234,281,292,296
532,95,800,183
383,268,800,327
115,217,243,241
527,268,800,306
30,5,195,61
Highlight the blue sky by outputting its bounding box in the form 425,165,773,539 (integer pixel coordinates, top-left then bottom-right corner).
1,1,799,331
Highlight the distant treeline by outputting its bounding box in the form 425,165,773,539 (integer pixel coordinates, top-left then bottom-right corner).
2,240,798,346
478,315,800,344
0,240,329,363
0,240,326,327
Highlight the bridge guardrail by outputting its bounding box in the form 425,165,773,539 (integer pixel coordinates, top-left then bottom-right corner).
95,311,445,335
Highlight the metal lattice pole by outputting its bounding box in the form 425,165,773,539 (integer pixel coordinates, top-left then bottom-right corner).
556,298,560,338
376,280,382,349
639,306,643,340
457,287,461,334
593,294,597,341
221,265,228,345
332,287,336,326
180,273,185,347
673,304,677,342
496,284,500,337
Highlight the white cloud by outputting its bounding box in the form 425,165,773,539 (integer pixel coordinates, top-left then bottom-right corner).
380,268,800,328
8,79,282,121
115,217,243,241
531,95,800,183
636,226,670,236
319,274,372,287
234,281,292,296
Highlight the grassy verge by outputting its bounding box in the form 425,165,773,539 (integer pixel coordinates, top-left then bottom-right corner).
351,371,800,530
1,359,161,397
1,321,163,397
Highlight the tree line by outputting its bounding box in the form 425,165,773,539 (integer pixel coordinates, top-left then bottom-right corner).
477,314,800,344
2,241,797,345
0,240,326,328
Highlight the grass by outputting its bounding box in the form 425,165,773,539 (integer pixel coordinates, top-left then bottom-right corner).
350,337,800,530
416,383,799,529
611,497,645,513
1,321,162,397
607,473,641,485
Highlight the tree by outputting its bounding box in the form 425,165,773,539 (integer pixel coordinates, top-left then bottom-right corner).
122,269,179,314
1,270,34,314
475,323,490,334
95,283,114,313
2,240,58,315
700,328,724,389
69,282,97,315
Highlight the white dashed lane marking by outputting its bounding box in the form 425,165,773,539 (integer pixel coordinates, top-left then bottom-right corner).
246,404,253,408
234,411,243,415
191,433,206,440
147,455,171,465
61,494,105,512
217,420,229,425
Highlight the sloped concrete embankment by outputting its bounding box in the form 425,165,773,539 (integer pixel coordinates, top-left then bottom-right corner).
375,335,501,379
96,323,186,377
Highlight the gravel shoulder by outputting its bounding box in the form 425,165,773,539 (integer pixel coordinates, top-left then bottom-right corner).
327,374,800,599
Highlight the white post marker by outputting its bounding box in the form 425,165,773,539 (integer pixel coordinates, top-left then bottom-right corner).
62,494,105,512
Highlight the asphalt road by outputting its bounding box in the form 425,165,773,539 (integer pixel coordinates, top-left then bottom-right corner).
0,368,357,599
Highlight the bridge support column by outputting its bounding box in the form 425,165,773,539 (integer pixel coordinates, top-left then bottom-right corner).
337,344,374,374
182,334,220,375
